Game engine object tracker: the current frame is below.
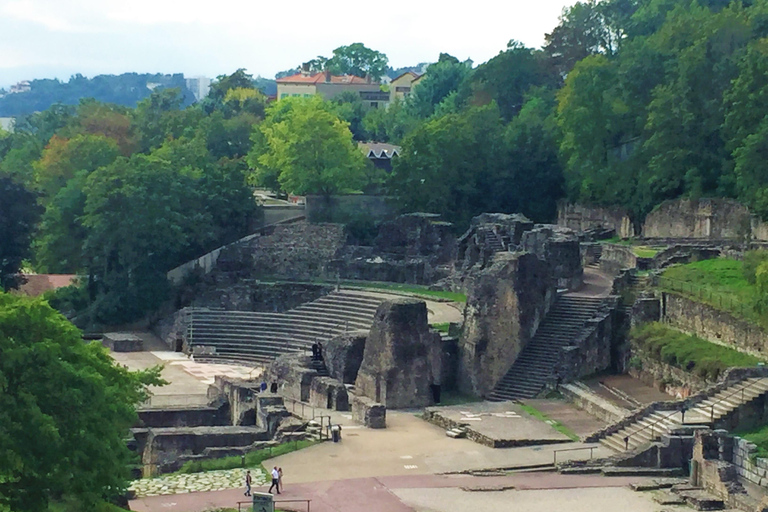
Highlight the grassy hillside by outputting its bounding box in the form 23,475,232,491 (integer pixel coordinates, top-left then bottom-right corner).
659,258,763,327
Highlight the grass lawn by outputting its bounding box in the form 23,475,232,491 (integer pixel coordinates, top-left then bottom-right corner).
734,424,768,460
518,403,580,441
630,323,762,380
261,277,467,303
48,499,125,512
633,246,659,258
176,440,316,475
430,322,451,333
339,280,467,302
659,258,763,326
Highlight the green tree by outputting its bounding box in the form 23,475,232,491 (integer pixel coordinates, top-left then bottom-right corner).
325,43,389,81
471,41,559,120
387,104,508,228
82,152,212,323
248,96,368,195
34,134,120,200
406,54,473,119
362,98,419,143
0,293,163,511
0,177,41,291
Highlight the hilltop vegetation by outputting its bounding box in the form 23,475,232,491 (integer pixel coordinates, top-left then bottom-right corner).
4,0,768,323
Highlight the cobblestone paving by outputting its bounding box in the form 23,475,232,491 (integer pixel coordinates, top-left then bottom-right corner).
129,467,268,497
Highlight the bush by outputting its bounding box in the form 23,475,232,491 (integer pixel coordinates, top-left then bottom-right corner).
743,250,768,284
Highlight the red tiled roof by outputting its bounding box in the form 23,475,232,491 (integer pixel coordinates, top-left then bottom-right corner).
276,72,371,85
16,274,77,297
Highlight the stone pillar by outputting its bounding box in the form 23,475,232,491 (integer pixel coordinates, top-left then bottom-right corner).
355,299,442,409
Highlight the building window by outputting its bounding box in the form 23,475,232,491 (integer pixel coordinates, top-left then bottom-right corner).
370,102,379,109
280,93,288,99
396,86,411,93
304,94,311,98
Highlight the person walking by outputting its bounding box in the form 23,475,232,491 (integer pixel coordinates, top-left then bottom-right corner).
244,470,252,497
268,466,281,494
278,467,284,493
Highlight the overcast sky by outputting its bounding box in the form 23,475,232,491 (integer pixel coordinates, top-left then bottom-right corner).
0,0,576,88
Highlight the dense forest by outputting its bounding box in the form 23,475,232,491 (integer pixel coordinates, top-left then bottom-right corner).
3,0,768,325
0,73,280,116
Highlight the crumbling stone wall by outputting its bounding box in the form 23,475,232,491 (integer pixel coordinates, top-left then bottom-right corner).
456,213,534,272
521,225,583,290
663,293,768,359
329,213,456,285
559,298,620,381
324,330,367,384
643,198,767,240
557,201,634,239
309,377,349,411
457,252,556,397
355,299,443,409
266,354,321,402
600,244,638,275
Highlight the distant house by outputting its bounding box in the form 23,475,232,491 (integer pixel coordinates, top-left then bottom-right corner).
276,69,389,109
15,274,77,297
185,76,212,102
0,117,14,132
359,142,401,173
8,80,30,94
389,71,422,103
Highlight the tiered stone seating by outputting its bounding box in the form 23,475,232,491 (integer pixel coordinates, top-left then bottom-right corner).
187,290,384,364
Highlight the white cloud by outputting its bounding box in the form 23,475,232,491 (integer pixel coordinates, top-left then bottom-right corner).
0,0,576,87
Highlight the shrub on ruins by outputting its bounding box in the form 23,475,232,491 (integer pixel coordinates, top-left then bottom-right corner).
0,293,163,512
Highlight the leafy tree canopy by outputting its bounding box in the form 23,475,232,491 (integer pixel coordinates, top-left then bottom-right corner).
0,293,164,511
325,43,389,81
248,96,369,195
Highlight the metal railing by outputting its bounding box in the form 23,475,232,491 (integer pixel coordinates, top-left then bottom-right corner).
623,407,684,450
657,276,758,322
237,499,311,511
705,378,765,423
553,446,596,465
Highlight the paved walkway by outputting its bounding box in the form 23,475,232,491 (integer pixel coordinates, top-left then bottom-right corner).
130,472,658,512
568,267,613,298
523,399,608,438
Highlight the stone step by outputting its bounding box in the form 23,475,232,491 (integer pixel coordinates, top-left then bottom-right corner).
678,489,725,510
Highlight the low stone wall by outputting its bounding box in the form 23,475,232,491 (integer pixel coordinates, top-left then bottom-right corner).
600,244,638,275
629,349,712,399
309,377,350,411
663,293,768,359
351,395,386,428
585,367,768,443
556,202,634,239
733,436,768,487
559,383,628,425
102,332,143,352
305,194,395,224
642,198,765,240
137,407,229,428
267,354,321,403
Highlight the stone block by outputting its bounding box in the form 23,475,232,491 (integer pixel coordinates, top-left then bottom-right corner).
351,395,386,429
266,354,319,402
324,330,367,384
355,299,442,409
457,252,555,396
309,377,349,411
102,332,143,352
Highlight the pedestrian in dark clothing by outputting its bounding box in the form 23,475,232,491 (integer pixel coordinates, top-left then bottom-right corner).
268,466,281,494
244,470,252,496
317,342,324,361
270,382,278,393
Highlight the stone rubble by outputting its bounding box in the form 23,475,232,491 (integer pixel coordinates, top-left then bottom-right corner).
128,467,268,498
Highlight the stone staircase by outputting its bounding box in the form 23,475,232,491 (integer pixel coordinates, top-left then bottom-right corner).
488,295,605,401
187,290,385,364
478,227,505,253
599,378,768,452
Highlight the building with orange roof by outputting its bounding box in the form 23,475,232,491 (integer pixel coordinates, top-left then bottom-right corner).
276,68,389,109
